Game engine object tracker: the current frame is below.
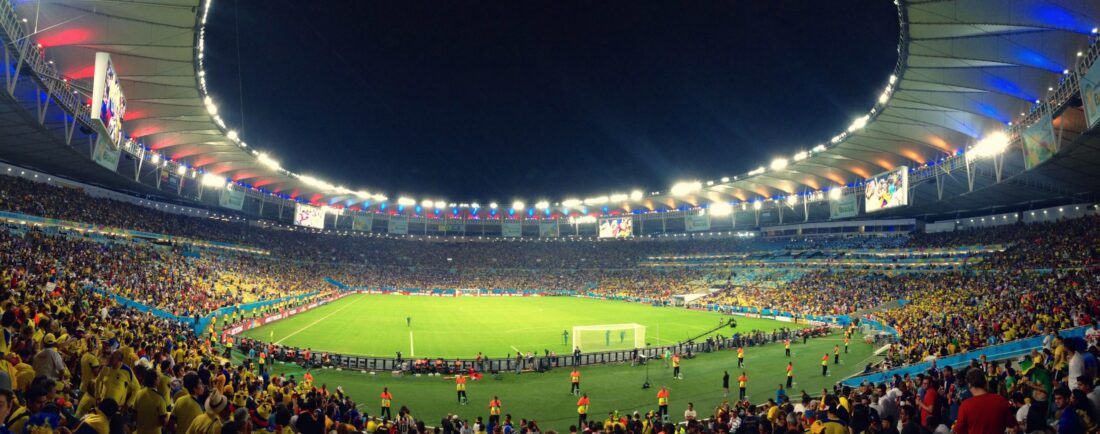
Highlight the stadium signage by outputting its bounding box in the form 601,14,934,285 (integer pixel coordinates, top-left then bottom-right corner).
1022,113,1058,170
90,52,127,150
864,166,908,213
1082,57,1100,129
829,194,858,219
294,204,325,229
598,217,633,238
684,213,711,232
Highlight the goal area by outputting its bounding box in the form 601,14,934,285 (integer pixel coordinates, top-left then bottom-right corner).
573,323,646,352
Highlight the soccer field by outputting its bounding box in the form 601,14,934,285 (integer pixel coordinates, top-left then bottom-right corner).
240,294,805,358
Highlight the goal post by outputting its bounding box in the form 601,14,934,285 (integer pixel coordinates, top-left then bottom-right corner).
572,323,646,352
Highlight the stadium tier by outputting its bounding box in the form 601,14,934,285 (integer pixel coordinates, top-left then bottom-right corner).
0,0,1097,433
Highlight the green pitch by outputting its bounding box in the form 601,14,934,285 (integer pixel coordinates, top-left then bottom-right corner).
238,295,882,430
241,294,801,358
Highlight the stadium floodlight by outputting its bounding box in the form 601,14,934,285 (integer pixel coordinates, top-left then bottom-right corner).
397,197,415,206
793,151,808,161
562,198,582,208
471,202,481,209
710,202,733,217
373,194,388,202
770,158,788,171
786,195,799,206
609,193,627,202
434,201,447,209
176,165,186,175
752,201,762,210
354,190,371,199
150,154,161,164
584,196,609,206
847,115,870,132
747,167,765,176
226,130,238,141
535,201,549,210
813,144,827,153
720,177,729,183
670,181,702,196
257,153,281,170
201,173,226,187
421,199,434,208
969,131,1010,158
630,190,643,201
889,74,897,85
829,187,844,200
512,201,525,210
490,202,498,209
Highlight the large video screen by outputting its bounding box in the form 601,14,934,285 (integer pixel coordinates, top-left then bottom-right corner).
294,204,325,229
598,217,633,238
90,52,126,150
864,166,908,213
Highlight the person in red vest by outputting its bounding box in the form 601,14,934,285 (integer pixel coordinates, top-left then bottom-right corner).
570,368,581,395
821,353,829,376
455,373,468,405
656,386,670,420
672,353,682,379
488,396,502,426
738,372,748,400
379,387,392,420
576,393,589,428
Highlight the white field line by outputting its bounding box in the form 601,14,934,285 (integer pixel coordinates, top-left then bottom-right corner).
410,331,415,357
275,297,362,345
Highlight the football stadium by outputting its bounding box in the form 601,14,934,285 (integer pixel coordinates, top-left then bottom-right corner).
0,1,1098,434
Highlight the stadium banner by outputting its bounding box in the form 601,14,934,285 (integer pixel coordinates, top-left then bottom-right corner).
351,215,372,232
502,221,522,237
91,135,121,172
864,166,908,213
388,216,409,234
218,187,246,211
294,204,325,229
1022,113,1058,170
684,213,711,232
598,217,633,238
90,53,127,150
1081,58,1100,129
436,222,464,232
829,194,858,219
539,221,560,238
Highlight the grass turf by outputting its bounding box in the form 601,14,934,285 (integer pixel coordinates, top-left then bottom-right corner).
241,295,804,358
241,295,881,430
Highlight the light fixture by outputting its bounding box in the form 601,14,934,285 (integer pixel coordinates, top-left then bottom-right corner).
969,131,1009,158
629,190,644,201
829,188,843,200
710,202,733,217
770,158,789,170
670,181,702,196
512,201,525,210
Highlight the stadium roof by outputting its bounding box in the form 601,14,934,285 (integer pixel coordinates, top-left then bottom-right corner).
4,0,1100,218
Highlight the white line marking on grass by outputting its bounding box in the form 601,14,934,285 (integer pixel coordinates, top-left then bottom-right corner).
510,345,521,353
409,331,415,357
275,297,361,345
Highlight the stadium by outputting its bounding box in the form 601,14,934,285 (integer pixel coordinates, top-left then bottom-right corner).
0,1,1096,434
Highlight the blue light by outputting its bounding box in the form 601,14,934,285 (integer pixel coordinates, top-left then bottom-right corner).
380,203,388,211
543,208,551,216
397,205,405,212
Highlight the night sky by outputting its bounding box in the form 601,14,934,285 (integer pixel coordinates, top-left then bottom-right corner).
203,1,899,201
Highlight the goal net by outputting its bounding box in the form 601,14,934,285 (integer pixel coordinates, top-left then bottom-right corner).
572,323,646,352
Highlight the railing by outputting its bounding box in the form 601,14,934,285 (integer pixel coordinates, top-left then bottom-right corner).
0,0,91,124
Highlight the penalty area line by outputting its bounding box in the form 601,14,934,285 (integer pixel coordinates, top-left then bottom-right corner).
409,331,415,357
274,297,362,345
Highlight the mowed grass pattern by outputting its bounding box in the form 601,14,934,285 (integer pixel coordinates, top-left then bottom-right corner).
241,295,802,358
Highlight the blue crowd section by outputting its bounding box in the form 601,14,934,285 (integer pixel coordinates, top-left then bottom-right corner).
88,286,319,334
841,325,1091,387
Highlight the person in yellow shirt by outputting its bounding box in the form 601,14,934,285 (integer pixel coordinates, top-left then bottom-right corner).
169,373,205,434
672,354,682,379
576,393,590,429
97,350,138,409
72,399,119,434
656,386,670,420
488,396,503,426
186,392,230,434
134,370,168,434
76,353,103,416
7,385,47,434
